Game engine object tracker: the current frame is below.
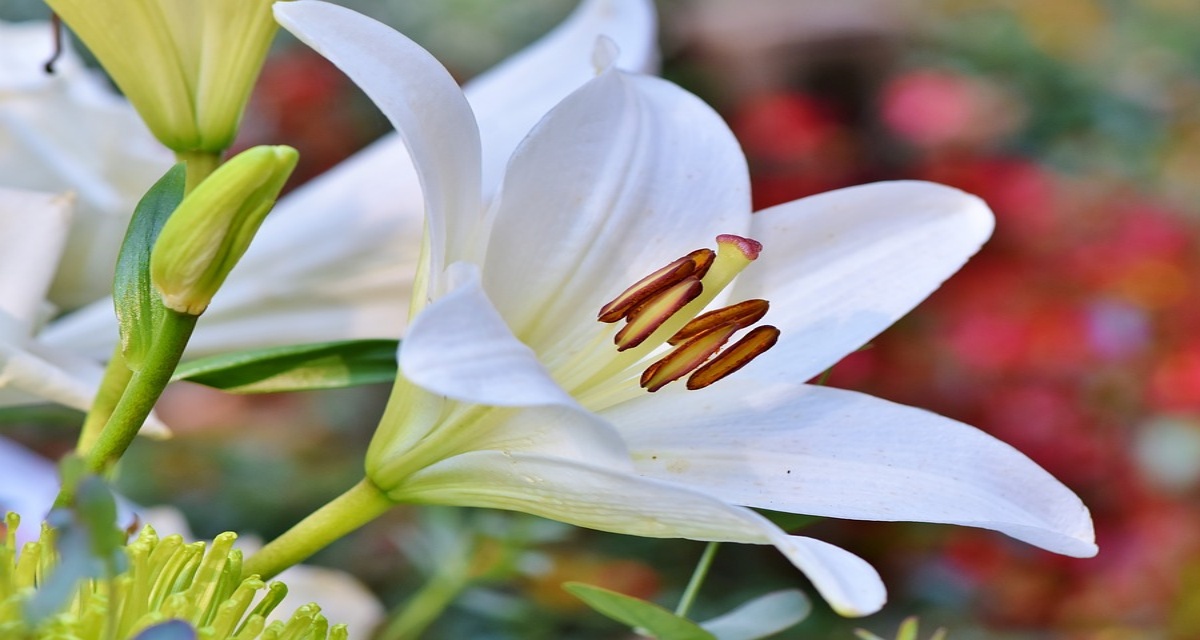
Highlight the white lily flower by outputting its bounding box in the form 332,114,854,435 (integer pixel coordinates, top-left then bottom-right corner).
0,20,173,309
41,0,657,359
275,0,1097,617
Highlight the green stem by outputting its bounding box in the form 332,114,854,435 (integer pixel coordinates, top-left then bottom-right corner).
241,478,393,581
177,150,222,193
377,564,470,640
675,542,720,618
76,344,133,454
82,310,197,476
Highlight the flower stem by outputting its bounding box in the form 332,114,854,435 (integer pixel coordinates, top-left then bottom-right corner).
76,343,133,454
377,563,471,640
83,311,196,472
178,150,222,193
242,478,393,581
675,542,720,618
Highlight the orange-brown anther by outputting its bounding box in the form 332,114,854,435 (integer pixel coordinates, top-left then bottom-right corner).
686,325,780,390
667,299,770,346
598,249,714,323
641,324,739,392
614,277,704,351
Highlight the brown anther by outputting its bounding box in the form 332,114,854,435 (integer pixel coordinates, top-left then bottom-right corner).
598,250,713,323
640,323,738,392
667,299,769,345
614,277,703,351
686,325,780,390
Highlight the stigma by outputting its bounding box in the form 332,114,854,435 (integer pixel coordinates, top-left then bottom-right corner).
598,235,779,392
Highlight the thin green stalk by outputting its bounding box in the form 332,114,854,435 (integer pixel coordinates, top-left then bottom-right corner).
81,310,197,476
377,564,470,640
675,542,720,618
178,150,222,193
241,478,393,581
76,343,133,454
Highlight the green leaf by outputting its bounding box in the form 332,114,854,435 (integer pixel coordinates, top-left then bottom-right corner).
114,163,186,370
171,339,399,393
563,582,716,640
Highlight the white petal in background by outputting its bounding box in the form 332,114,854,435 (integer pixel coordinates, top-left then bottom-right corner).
0,20,173,310
43,0,660,362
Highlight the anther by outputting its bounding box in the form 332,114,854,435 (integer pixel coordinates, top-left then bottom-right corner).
598,249,714,323
641,324,739,392
667,299,769,346
614,277,704,351
686,325,780,390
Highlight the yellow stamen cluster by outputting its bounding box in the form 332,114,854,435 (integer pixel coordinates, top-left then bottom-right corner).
598,235,780,392
0,513,347,640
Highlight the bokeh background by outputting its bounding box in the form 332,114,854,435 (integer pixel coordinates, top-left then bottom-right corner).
5,0,1200,637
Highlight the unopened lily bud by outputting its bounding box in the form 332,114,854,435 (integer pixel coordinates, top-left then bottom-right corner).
151,146,298,315
44,0,281,154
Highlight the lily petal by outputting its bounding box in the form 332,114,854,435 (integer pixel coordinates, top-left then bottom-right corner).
481,69,751,362
0,188,72,330
0,341,99,411
610,380,1097,557
275,0,482,296
730,181,994,383
401,263,575,408
467,0,658,198
392,449,886,615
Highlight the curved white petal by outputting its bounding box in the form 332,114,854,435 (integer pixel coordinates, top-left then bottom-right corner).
391,449,886,615
466,0,658,199
0,188,72,330
482,70,751,363
610,381,1097,557
0,342,97,411
730,181,994,382
275,0,482,295
401,263,575,408
699,589,810,640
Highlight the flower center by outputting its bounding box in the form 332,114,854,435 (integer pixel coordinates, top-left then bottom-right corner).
595,234,779,393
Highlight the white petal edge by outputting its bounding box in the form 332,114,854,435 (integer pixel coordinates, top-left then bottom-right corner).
274,0,482,296
391,449,886,616
400,262,576,409
730,180,995,383
700,589,811,640
610,380,1097,558
0,188,73,329
465,0,658,199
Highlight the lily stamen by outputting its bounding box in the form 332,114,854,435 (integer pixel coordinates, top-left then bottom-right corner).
687,325,780,390
595,234,780,393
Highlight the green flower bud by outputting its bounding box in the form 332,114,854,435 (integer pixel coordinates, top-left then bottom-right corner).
44,0,283,155
151,146,298,315
0,513,349,640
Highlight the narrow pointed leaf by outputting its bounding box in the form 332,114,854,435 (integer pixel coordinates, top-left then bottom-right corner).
171,339,398,393
114,163,186,370
563,582,715,640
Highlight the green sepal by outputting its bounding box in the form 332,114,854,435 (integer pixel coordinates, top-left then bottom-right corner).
114,163,186,371
563,582,716,640
171,339,399,394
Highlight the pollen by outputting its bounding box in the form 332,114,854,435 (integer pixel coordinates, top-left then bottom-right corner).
597,235,781,393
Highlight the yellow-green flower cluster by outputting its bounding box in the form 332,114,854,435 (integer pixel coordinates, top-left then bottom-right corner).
1,513,347,640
